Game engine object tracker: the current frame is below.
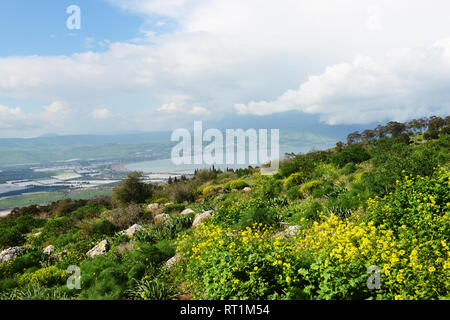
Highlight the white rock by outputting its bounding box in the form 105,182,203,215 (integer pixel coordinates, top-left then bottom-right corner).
147,203,159,211
0,246,25,263
275,225,300,238
86,240,109,258
181,208,195,215
43,245,55,255
243,187,252,192
192,211,212,228
165,254,181,271
124,224,143,237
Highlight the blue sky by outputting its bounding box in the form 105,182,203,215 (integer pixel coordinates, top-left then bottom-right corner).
0,0,449,138
0,1,143,56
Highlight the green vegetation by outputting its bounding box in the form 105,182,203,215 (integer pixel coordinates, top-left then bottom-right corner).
0,188,113,210
0,115,448,300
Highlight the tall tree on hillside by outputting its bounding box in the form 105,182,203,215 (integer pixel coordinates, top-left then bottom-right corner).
113,171,153,205
347,131,361,145
374,125,387,139
428,116,445,131
362,129,376,142
386,121,406,137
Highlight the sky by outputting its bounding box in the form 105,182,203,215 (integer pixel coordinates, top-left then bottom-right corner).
1,0,450,138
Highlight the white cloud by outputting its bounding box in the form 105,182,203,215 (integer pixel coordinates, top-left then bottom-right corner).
0,105,31,129
236,39,450,124
92,107,112,119
2,0,450,136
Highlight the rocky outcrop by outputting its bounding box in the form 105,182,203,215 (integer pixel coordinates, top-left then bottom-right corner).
181,208,195,215
124,224,143,237
192,211,212,228
147,203,159,211
0,246,25,263
43,245,56,255
86,240,109,258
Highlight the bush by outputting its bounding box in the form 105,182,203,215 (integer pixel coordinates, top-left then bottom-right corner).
0,227,26,250
225,179,249,190
202,185,221,196
286,186,302,200
331,144,370,168
18,266,68,287
89,219,117,238
105,204,143,229
341,162,356,175
128,273,177,300
113,172,153,205
165,203,186,213
284,172,306,189
299,180,323,196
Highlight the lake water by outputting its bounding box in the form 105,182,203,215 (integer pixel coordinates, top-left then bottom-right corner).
125,145,332,174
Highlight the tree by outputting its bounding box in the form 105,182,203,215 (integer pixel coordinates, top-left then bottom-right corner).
347,131,361,145
361,129,376,142
113,171,153,205
374,125,387,139
428,116,445,131
386,121,406,138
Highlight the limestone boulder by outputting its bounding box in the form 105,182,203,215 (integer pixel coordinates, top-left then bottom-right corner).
192,211,212,228
180,208,195,215
124,224,143,237
86,240,109,258
43,245,56,255
0,246,25,263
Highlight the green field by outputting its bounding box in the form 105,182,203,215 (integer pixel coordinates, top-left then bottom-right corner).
0,188,113,209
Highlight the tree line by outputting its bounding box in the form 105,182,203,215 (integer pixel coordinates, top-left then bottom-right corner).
344,115,450,146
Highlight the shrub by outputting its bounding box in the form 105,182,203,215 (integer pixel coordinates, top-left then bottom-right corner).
299,180,323,196
331,144,370,168
202,185,221,196
89,219,117,238
105,204,143,229
0,227,26,250
286,186,302,200
18,266,68,287
128,273,178,300
165,203,186,213
284,172,306,189
341,162,357,175
113,171,153,205
154,197,169,204
225,179,249,190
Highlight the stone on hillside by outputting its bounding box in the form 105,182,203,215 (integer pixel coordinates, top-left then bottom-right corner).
192,211,212,228
243,187,252,192
124,224,143,237
43,245,55,255
275,225,300,238
0,246,25,263
165,254,181,271
181,208,195,215
154,213,171,224
147,203,159,211
86,240,109,258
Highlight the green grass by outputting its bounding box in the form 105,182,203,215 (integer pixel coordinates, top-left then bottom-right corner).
0,188,113,209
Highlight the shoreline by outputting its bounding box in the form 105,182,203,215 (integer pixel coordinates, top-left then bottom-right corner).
0,208,12,218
